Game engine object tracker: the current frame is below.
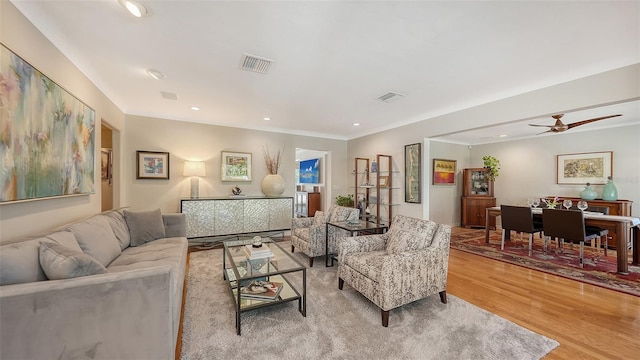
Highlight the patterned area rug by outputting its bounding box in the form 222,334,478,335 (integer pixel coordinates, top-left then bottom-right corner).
451,229,640,296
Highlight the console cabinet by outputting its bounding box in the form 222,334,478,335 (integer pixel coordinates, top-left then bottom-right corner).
294,191,321,217
461,168,496,228
180,197,293,239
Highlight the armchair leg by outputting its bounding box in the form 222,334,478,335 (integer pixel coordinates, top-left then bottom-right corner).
439,291,447,304
291,245,294,253
338,277,344,290
381,310,389,327
309,257,314,267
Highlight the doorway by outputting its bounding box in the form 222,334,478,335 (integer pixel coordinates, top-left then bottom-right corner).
101,122,114,212
295,148,330,215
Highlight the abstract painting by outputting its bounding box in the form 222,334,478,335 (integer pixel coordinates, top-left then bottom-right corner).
299,158,320,184
1,44,96,203
136,151,170,179
221,151,252,181
404,143,421,203
433,159,456,185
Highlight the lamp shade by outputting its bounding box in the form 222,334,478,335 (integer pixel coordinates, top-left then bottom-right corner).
183,161,206,177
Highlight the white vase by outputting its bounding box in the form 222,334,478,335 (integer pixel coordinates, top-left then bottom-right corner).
261,174,285,197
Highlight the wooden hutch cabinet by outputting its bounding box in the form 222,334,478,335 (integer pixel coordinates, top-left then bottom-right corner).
461,168,496,228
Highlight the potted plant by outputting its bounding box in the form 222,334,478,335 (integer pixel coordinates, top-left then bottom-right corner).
336,194,354,207
482,155,500,181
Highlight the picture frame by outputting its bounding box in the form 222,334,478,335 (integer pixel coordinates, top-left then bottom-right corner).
101,149,112,180
557,151,613,185
221,151,252,181
433,158,456,185
404,143,421,203
378,175,389,188
136,151,170,180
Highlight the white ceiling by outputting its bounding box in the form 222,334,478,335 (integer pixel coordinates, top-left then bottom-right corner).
10,0,640,142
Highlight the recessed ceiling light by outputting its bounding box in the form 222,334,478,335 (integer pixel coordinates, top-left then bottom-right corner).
353,123,360,126
191,106,200,111
118,0,149,18
263,117,271,121
498,134,508,138
145,68,165,80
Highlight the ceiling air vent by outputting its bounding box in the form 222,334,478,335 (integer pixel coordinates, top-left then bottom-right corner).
161,91,178,100
376,92,404,103
240,53,273,74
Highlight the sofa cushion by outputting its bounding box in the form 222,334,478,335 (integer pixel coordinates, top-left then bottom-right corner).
68,215,122,267
343,250,387,281
124,209,166,247
293,227,310,241
45,231,83,252
313,211,326,226
39,240,107,280
103,209,131,250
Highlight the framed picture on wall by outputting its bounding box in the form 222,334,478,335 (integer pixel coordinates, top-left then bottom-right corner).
136,151,170,179
433,159,456,185
101,149,112,180
221,151,252,181
404,143,421,203
557,151,612,184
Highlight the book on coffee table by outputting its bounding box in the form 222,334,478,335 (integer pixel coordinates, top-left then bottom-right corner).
244,244,273,259
240,280,283,300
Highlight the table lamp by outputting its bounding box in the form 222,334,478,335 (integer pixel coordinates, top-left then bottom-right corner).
183,161,206,198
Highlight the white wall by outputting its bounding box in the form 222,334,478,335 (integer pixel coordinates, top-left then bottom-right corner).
0,1,125,244
122,115,348,213
469,124,640,209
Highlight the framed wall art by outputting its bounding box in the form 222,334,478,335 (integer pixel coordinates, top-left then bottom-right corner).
433,159,456,185
0,44,96,203
136,151,170,179
378,175,389,188
221,151,252,181
404,143,421,203
556,151,612,185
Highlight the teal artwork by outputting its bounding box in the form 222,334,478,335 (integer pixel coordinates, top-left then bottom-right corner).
0,44,96,202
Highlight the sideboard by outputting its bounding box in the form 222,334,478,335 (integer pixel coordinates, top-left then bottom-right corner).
180,196,293,239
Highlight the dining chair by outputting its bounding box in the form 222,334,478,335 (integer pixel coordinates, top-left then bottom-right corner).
542,208,599,268
500,205,544,256
571,205,610,257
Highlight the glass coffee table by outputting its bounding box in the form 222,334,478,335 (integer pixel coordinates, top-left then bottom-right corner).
325,220,389,266
222,237,306,335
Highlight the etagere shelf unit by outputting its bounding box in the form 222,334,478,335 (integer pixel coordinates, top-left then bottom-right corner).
353,155,399,225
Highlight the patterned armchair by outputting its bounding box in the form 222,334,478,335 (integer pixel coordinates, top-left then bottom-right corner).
291,205,359,267
337,215,451,327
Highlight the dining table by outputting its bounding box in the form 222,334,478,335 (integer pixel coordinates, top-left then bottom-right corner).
485,206,640,274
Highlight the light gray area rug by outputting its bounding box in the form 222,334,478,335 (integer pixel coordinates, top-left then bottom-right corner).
180,246,559,360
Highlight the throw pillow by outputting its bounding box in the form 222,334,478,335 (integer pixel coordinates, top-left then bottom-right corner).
386,229,426,254
124,208,166,247
39,240,107,280
68,215,122,267
313,211,326,226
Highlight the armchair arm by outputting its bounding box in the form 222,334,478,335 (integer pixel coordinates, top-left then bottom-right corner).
292,217,314,229
337,234,388,264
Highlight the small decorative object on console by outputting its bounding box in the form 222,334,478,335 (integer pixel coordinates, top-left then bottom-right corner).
602,176,618,201
232,185,242,196
252,235,262,248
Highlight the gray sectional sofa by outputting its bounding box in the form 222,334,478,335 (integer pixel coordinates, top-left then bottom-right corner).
0,208,188,360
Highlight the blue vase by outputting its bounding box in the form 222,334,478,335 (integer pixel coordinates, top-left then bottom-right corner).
602,177,618,201
580,183,597,200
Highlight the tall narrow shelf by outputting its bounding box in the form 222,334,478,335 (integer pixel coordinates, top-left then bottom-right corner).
353,155,399,225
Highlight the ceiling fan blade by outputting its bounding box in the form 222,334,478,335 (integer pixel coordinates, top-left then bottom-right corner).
536,129,553,135
567,114,622,129
528,124,552,128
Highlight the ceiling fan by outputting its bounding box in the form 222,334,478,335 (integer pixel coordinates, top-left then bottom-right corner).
529,113,622,134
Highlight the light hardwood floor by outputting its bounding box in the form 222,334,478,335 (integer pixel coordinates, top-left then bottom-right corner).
448,233,640,359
